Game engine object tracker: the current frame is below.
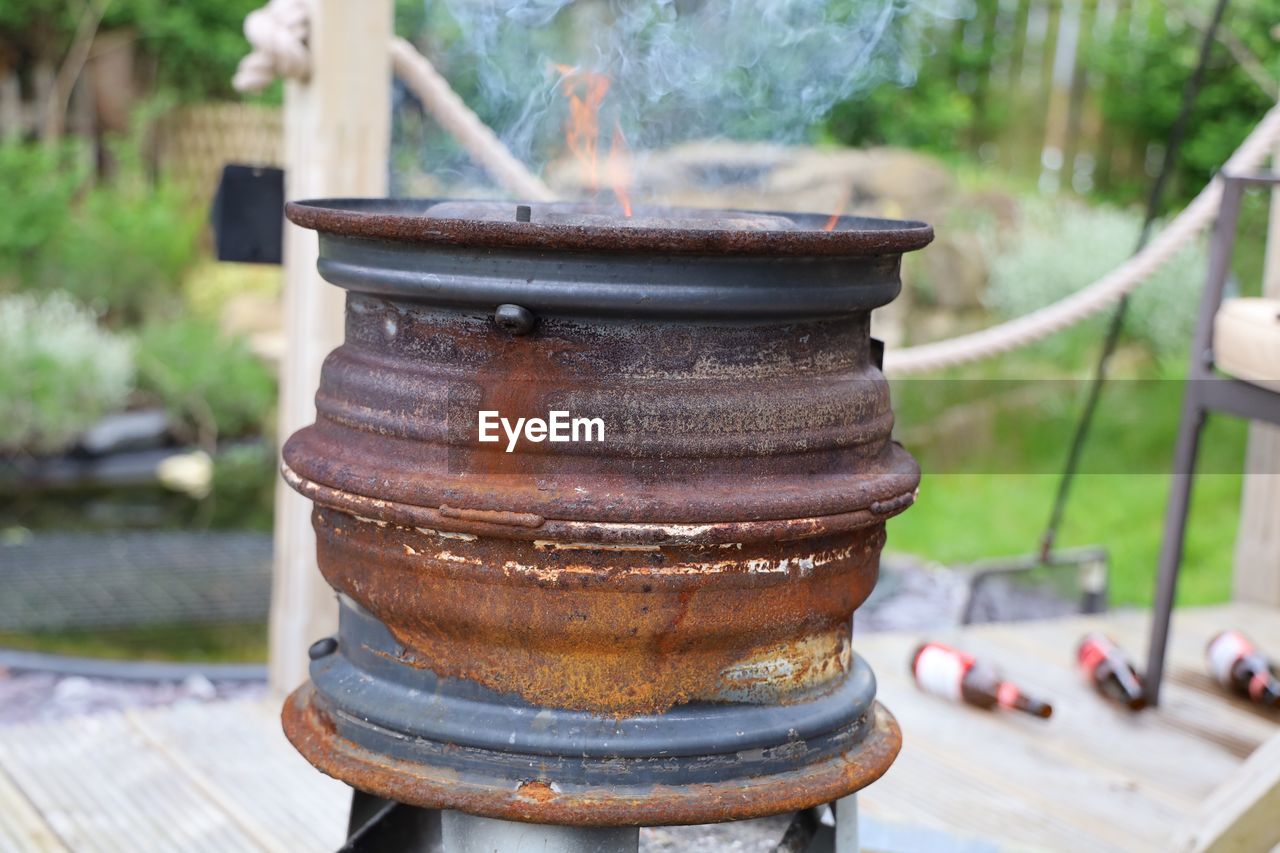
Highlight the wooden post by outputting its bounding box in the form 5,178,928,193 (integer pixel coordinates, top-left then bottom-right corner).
1232,142,1280,607
269,0,392,694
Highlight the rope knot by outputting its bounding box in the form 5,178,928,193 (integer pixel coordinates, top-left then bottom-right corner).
233,0,311,93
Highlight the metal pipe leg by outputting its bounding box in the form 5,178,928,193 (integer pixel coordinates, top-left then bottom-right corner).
343,791,442,852
834,794,858,853
440,812,639,853
1146,403,1206,706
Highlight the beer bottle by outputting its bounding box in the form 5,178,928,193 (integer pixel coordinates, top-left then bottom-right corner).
912,641,1053,718
1206,630,1280,708
1077,633,1147,710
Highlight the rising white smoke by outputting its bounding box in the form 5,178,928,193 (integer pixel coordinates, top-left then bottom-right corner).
415,0,962,177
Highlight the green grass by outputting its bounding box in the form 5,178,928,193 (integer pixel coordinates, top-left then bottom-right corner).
886,341,1250,607
0,621,267,663
887,472,1243,606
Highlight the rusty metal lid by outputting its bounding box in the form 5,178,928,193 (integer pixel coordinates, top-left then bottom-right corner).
285,198,933,257
286,198,933,320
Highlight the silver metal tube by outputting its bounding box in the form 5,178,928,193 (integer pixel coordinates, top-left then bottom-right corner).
834,795,859,853
440,812,639,853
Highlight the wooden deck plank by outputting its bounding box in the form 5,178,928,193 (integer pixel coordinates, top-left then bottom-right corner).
1171,731,1280,853
857,603,1280,852
913,622,1232,801
0,711,259,852
862,635,1186,851
978,608,1276,758
0,603,1273,852
958,619,1254,781
125,700,347,852
866,741,1086,846
989,606,1280,753
0,759,67,852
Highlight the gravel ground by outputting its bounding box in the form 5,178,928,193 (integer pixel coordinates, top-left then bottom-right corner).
0,671,265,725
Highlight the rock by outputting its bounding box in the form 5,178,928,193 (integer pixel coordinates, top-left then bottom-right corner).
182,673,217,701
543,139,1008,326
918,231,990,310
765,146,954,221
546,140,956,222
908,306,992,348
156,450,213,499
871,288,910,349
53,676,93,703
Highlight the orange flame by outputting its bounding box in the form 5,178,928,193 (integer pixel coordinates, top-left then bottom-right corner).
824,185,855,232
608,122,633,218
553,64,610,191
553,63,633,216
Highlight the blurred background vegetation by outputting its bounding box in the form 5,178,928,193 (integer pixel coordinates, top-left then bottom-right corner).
0,0,1275,659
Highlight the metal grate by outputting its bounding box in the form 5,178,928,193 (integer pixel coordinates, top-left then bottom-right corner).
0,531,271,631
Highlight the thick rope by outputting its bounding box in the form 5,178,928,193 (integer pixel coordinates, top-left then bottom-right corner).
232,0,310,92
232,2,1280,372
232,0,554,201
885,106,1280,375
388,38,556,202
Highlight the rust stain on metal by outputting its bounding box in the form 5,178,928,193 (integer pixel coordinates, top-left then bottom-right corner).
282,463,915,546
280,197,927,823
283,685,903,827
439,505,545,528
311,504,882,714
284,302,920,525
280,292,918,714
516,781,559,803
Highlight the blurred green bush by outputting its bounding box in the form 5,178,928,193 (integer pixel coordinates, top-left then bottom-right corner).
0,0,268,103
208,442,278,530
0,138,202,324
134,315,276,447
0,143,86,285
0,136,274,458
0,293,134,455
985,201,1207,364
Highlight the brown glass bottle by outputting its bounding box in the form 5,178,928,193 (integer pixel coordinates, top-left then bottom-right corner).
912,641,1053,718
1077,633,1147,710
1206,630,1280,708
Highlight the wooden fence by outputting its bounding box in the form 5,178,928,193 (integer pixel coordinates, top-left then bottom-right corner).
156,103,283,206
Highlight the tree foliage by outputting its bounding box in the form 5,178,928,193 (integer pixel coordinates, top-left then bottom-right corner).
824,0,1280,209
1,0,265,102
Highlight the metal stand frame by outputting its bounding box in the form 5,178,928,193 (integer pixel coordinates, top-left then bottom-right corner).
1146,172,1280,704
341,791,860,853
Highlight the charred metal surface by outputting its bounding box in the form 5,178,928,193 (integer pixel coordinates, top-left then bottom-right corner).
281,198,927,824
285,303,917,523
286,198,932,257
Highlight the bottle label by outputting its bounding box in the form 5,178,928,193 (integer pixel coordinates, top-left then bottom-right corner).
1207,631,1253,686
996,681,1021,709
1078,634,1112,677
914,643,971,701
